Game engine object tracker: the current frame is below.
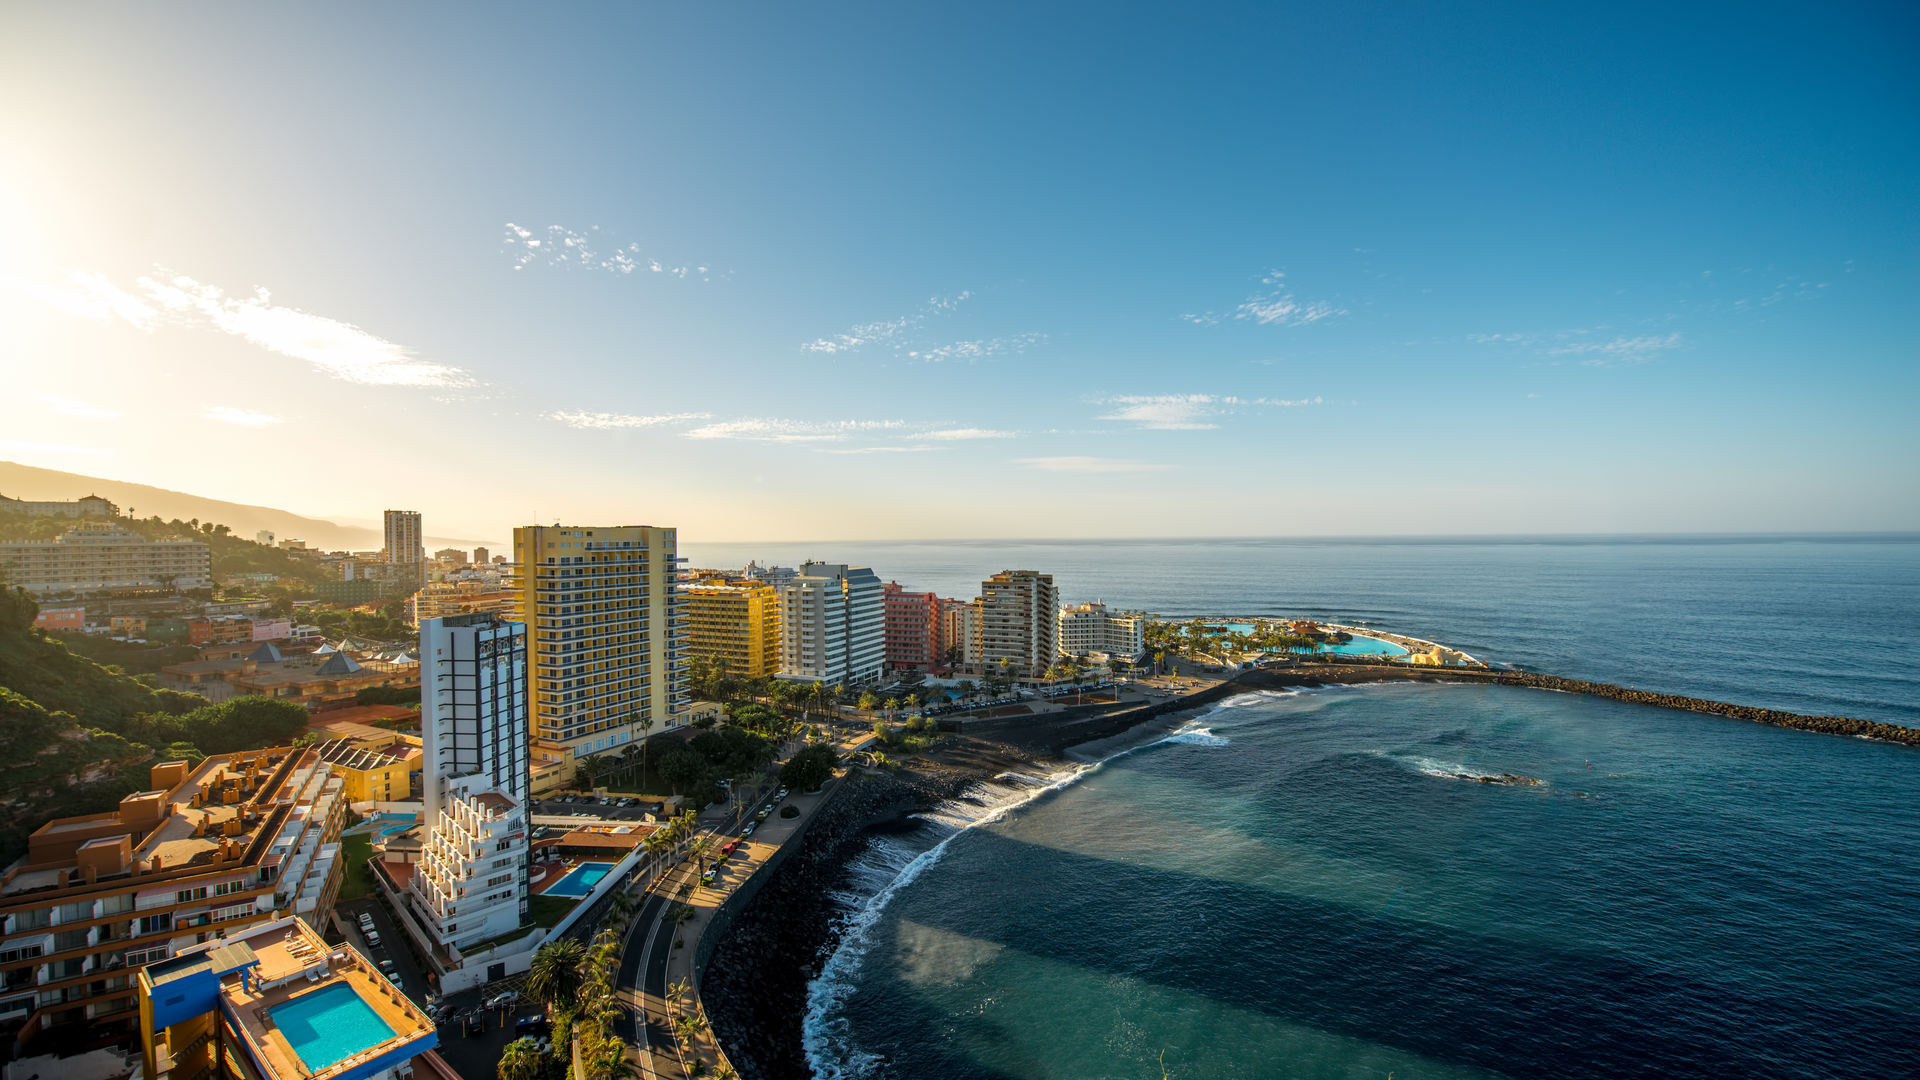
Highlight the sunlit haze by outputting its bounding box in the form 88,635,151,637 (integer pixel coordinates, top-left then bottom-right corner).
2,4,1915,542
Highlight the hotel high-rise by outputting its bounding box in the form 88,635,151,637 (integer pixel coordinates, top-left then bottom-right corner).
511,524,688,757
684,577,783,679
777,561,884,684
979,569,1060,676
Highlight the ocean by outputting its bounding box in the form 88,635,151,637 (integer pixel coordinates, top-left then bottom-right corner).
680,536,1920,1078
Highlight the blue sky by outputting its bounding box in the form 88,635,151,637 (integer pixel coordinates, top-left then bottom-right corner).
2,2,1914,543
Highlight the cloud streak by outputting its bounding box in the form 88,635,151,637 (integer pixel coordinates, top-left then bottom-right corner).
1098,393,1324,430
15,272,157,328
908,332,1048,363
802,292,972,355
1184,271,1345,328
1544,332,1684,364
682,418,911,443
133,274,471,387
545,410,713,430
503,223,711,279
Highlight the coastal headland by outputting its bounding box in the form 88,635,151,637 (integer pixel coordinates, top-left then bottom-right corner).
701,661,1919,1078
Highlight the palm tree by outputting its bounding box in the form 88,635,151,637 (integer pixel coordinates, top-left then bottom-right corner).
881,695,898,720
527,938,587,1012
497,1037,541,1080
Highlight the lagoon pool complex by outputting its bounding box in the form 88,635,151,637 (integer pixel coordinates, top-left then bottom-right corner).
1209,622,1410,658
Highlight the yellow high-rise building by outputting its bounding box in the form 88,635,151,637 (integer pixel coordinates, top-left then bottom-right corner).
684,579,783,679
511,524,688,758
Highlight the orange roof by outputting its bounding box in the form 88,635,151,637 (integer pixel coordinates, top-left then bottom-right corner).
310,704,417,726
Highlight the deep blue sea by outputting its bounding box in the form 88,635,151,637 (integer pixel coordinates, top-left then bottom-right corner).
679,536,1920,1079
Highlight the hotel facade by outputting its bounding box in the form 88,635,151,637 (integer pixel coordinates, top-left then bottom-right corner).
881,582,941,671
978,570,1061,676
1057,602,1147,662
777,562,884,684
0,524,212,596
406,613,532,951
684,578,783,679
511,524,689,758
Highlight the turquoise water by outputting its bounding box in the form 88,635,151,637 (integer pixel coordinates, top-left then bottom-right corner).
1206,622,1408,657
808,683,1920,1079
343,812,417,838
270,983,396,1071
544,861,615,898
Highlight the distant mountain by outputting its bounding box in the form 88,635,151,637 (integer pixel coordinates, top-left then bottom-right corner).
0,461,489,551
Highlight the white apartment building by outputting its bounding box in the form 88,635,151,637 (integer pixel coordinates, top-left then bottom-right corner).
1058,601,1147,662
407,786,525,952
511,524,689,758
778,562,883,684
978,570,1060,676
409,613,531,950
0,523,211,596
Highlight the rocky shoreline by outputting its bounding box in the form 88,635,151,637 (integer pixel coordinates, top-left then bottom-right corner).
701,755,1030,1080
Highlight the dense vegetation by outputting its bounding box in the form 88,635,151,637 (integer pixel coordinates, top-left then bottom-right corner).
0,586,313,863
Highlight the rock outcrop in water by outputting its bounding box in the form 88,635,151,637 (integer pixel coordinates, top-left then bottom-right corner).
1449,771,1541,785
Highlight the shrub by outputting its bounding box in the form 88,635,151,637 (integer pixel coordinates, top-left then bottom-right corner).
780,805,799,819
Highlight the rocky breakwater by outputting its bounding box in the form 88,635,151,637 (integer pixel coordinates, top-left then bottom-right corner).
1487,671,1920,747
703,762,987,1080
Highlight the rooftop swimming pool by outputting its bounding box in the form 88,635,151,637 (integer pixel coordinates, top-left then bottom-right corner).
543,861,616,898
269,983,396,1072
344,812,419,838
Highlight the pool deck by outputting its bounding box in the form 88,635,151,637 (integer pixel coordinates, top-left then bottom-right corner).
216,921,434,1080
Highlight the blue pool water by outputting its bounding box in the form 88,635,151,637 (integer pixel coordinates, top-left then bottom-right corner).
1207,622,1409,658
344,812,417,838
544,861,616,898
270,983,395,1071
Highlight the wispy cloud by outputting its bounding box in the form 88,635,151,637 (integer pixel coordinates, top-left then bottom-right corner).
0,440,107,456
545,409,713,430
14,271,157,328
503,223,711,280
907,332,1048,363
1544,332,1684,365
37,394,118,419
1098,393,1323,430
922,428,1018,440
1015,456,1168,474
24,269,470,389
802,292,972,355
1184,270,1345,328
817,445,936,455
132,273,471,388
683,418,911,443
204,406,283,426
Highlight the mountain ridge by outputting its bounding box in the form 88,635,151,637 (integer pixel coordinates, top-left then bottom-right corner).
0,461,493,551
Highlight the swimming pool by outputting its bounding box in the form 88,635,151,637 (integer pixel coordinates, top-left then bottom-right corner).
269,983,396,1072
1203,623,1409,658
543,861,616,898
343,813,418,838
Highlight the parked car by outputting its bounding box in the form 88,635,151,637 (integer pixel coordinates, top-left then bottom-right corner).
701,869,717,885
364,931,382,949
515,1013,550,1034
739,824,755,838
485,991,521,1010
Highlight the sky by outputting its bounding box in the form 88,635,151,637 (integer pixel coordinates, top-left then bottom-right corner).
1,2,1915,545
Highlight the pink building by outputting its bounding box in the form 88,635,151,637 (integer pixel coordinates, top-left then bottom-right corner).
33,605,85,632
882,582,941,672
